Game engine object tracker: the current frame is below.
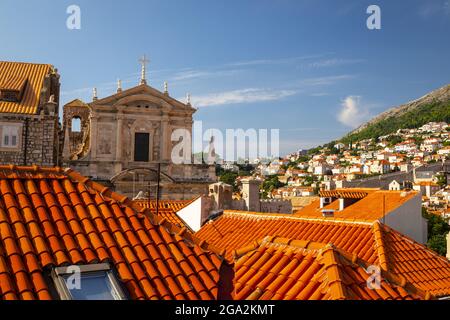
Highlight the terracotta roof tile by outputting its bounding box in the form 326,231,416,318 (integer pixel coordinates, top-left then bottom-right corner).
232,238,426,300
196,211,450,298
0,165,224,300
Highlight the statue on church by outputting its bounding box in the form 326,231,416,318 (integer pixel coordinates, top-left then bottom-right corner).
207,135,216,165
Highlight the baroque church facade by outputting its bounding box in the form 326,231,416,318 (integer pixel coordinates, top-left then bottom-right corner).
62,59,216,200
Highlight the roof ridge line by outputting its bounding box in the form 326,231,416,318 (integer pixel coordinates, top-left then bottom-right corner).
222,211,373,226
64,168,227,260
372,221,390,272
232,236,329,260
318,245,348,300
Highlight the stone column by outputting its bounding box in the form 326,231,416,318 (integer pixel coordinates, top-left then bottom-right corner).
161,116,170,161
90,114,98,159
116,113,124,161
62,124,71,161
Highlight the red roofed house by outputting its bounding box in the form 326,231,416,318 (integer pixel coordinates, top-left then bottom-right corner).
2,165,450,300
0,165,229,300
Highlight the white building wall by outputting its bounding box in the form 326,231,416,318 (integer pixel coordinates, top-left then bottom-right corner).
382,193,427,244
177,196,211,232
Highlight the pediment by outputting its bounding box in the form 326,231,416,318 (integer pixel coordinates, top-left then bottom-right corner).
90,84,194,112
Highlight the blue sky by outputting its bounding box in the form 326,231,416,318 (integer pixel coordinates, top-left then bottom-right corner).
1,0,449,155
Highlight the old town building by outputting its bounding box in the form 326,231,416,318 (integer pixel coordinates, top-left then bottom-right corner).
0,61,61,166
62,58,215,200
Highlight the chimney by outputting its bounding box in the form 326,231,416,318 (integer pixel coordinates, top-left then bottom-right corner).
208,182,232,211
241,178,261,212
339,198,345,211
320,196,332,208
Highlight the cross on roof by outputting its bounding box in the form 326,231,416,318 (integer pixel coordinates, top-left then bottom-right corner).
139,55,150,85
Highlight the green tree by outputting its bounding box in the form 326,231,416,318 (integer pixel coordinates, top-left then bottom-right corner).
436,173,447,187
261,175,286,199
219,172,238,191
422,208,450,256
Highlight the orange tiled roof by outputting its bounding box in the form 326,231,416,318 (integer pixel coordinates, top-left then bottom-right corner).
0,61,52,114
233,237,427,300
133,199,194,230
195,211,450,297
319,188,377,199
0,165,225,300
295,190,419,222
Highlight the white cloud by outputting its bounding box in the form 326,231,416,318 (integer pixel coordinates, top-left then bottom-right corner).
188,88,298,107
226,53,331,67
337,96,371,128
307,58,365,68
300,74,355,86
171,69,240,81
419,1,450,18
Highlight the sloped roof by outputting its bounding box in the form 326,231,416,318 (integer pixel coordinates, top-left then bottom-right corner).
195,210,450,297
319,188,377,199
64,99,89,108
0,61,52,114
233,237,427,300
295,190,419,222
0,165,224,300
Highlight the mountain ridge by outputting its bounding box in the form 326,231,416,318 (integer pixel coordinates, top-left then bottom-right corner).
340,84,450,143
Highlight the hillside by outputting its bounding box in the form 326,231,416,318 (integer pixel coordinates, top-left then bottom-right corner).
341,84,450,143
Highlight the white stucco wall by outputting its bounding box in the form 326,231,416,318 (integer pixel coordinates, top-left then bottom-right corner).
177,196,211,232
382,193,427,244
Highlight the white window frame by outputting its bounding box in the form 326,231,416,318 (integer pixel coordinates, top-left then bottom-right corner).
51,263,127,300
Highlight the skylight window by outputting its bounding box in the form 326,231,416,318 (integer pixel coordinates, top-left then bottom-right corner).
52,263,127,300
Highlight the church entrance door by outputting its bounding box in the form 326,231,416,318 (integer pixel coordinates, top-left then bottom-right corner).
134,132,150,162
